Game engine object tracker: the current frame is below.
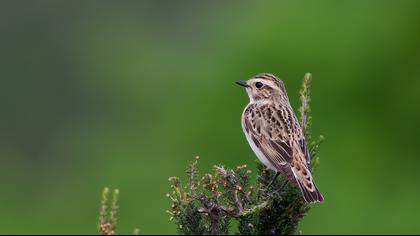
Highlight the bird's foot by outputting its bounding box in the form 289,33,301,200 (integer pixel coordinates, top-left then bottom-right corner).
259,180,289,197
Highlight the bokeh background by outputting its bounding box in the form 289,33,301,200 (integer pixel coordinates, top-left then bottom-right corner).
1,0,420,234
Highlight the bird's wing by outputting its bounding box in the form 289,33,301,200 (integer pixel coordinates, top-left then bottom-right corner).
243,104,294,167
298,139,311,169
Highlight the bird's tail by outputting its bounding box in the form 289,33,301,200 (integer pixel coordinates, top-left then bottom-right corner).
291,164,324,203
296,179,324,203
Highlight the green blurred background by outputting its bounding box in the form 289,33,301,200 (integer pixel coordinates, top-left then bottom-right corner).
1,0,420,234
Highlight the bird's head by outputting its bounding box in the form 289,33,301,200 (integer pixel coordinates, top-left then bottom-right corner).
236,73,288,102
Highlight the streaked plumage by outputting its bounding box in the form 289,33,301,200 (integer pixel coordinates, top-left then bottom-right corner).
236,73,324,203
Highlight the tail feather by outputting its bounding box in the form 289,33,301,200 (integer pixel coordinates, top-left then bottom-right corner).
290,159,324,203
296,180,324,203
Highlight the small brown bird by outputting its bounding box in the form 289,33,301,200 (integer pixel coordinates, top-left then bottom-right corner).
236,73,324,203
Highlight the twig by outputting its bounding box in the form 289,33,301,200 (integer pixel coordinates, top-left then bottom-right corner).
99,188,109,227
300,73,312,134
110,189,119,229
98,188,119,235
234,189,244,214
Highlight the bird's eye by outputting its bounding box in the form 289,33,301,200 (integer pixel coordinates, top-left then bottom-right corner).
255,82,263,88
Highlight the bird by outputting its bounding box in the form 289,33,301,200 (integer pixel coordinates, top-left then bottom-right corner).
236,73,324,203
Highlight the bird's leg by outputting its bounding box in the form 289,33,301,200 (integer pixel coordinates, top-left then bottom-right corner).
265,180,290,198
265,170,292,197
273,180,289,194
258,172,280,196
266,172,280,189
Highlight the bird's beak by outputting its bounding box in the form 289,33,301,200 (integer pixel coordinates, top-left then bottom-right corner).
235,80,249,88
